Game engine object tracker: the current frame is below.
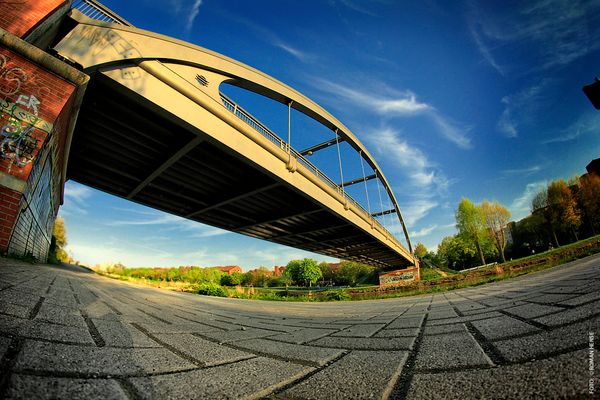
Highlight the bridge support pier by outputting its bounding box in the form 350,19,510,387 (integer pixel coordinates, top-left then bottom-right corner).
0,1,88,261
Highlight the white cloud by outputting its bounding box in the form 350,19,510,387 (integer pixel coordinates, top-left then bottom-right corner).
510,180,547,220
411,225,437,238
501,165,542,176
367,126,450,194
185,0,203,33
543,112,600,144
468,0,600,75
497,80,550,137
314,78,471,148
61,181,94,215
315,78,431,116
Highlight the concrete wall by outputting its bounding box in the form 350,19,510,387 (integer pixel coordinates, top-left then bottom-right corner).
0,0,87,261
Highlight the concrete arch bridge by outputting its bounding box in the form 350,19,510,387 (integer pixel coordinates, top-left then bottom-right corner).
50,2,417,270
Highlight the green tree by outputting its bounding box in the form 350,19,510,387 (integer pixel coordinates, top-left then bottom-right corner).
49,217,69,263
296,258,322,287
284,259,302,285
318,262,334,284
437,235,475,270
336,261,373,286
414,242,428,260
481,200,511,263
455,198,488,266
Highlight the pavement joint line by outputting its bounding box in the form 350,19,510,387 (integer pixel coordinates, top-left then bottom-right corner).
199,336,326,368
388,308,430,399
73,292,82,306
116,377,141,400
81,311,106,347
464,321,506,366
136,308,172,325
0,337,24,399
101,300,123,315
170,312,227,329
212,319,294,333
496,310,550,331
131,322,207,367
13,365,205,379
367,306,414,338
45,277,57,295
28,297,45,320
268,351,349,399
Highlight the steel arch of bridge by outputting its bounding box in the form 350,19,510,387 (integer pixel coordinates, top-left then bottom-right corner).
55,8,416,268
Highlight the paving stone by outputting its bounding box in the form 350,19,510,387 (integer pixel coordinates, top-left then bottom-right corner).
427,308,459,320
503,303,565,319
470,315,542,340
494,316,599,362
526,293,578,304
374,327,420,338
422,324,466,336
425,311,505,326
0,315,94,345
534,300,600,326
0,301,31,318
15,340,196,375
283,350,408,399
93,319,161,347
128,357,313,400
415,331,493,371
34,303,87,327
5,375,128,400
154,333,254,366
231,338,344,366
332,323,385,337
136,321,221,334
0,289,41,308
558,290,600,306
387,315,425,329
311,336,415,350
200,327,279,343
268,328,338,344
406,350,590,400
0,335,11,359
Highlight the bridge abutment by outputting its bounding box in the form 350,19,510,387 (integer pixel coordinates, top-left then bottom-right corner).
0,0,88,261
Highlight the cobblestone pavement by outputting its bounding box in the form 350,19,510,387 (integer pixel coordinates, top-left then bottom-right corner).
0,254,598,399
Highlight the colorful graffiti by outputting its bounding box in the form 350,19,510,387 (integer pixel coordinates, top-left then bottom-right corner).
379,268,417,286
0,54,52,173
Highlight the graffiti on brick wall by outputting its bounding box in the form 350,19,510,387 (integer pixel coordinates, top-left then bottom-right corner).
379,270,416,285
0,54,52,171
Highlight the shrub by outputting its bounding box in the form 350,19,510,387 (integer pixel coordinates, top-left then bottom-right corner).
325,290,350,301
196,283,227,297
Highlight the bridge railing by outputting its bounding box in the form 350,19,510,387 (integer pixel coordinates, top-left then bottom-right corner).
71,0,132,26
220,93,400,243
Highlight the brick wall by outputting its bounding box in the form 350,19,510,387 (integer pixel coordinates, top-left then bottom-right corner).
0,186,22,252
0,0,68,39
0,43,76,260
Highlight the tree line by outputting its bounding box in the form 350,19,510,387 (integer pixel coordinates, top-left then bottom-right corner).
93,258,376,288
417,174,600,270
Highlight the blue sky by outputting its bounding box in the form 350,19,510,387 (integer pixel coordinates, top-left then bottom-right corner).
61,0,600,269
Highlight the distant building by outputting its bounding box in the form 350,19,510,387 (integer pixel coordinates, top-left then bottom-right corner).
211,266,242,275
586,158,600,176
273,266,285,276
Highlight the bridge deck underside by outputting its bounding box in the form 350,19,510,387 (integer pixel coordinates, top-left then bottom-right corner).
67,75,411,269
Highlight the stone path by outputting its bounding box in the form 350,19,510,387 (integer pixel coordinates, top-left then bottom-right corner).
0,254,598,399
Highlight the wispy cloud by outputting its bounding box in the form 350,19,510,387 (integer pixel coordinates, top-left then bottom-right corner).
411,225,437,238
185,0,203,33
510,180,547,219
467,0,600,75
501,165,542,176
314,78,472,148
107,211,229,238
497,79,550,137
543,112,600,144
61,181,93,215
366,126,449,193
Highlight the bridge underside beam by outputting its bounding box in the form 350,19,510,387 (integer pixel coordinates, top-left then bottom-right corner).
67,73,413,270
